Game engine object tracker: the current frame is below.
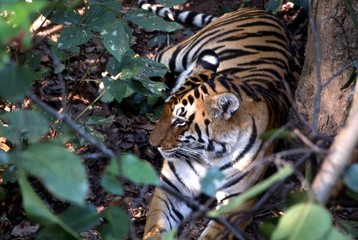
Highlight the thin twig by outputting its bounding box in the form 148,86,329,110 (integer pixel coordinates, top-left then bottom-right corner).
28,93,116,159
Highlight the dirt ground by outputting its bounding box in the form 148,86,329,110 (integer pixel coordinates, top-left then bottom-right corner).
0,1,330,240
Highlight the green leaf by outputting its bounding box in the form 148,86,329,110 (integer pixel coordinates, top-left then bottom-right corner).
113,57,168,82
260,129,294,141
0,1,47,47
126,9,182,32
12,142,88,205
207,165,293,217
120,154,160,185
286,191,309,208
100,207,130,240
100,21,133,63
265,0,283,14
259,217,280,239
157,0,186,6
106,57,124,76
0,110,49,144
59,204,100,232
84,115,114,126
85,0,121,32
0,186,6,200
102,76,134,103
200,168,224,197
271,202,332,240
18,170,60,226
344,164,358,192
162,229,178,240
0,64,36,101
2,165,17,184
101,159,124,195
148,34,167,48
18,170,82,240
36,227,78,240
57,26,93,51
47,7,82,25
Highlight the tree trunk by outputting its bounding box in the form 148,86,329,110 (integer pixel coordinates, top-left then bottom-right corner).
293,0,358,136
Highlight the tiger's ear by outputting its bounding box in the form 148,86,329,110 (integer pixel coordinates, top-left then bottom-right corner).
196,49,220,72
207,93,240,120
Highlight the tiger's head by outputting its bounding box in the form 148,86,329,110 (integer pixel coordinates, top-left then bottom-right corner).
149,50,262,165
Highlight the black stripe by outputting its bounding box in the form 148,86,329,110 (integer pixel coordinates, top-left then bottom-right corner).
194,123,205,143
218,172,248,191
162,174,180,192
167,197,184,221
220,118,258,170
168,161,188,188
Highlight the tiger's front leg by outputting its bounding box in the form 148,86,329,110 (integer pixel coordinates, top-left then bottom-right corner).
143,183,193,239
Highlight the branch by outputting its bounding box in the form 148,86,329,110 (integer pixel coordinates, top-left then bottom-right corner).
27,93,116,159
312,83,358,204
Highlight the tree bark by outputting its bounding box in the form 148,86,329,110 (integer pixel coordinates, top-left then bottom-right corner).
293,0,358,136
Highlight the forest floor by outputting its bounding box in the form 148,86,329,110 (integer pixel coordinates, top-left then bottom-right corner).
2,1,352,240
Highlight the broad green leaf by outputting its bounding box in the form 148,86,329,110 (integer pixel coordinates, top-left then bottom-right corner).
101,159,124,195
200,168,224,197
57,26,93,51
119,57,168,80
102,76,134,103
100,89,115,103
59,204,100,232
100,207,130,240
36,227,78,240
148,34,167,48
126,9,182,32
285,191,309,208
0,186,6,200
207,165,293,217
84,115,114,126
120,154,160,185
0,110,49,144
157,0,186,6
260,129,294,141
259,217,279,239
0,64,36,101
0,1,46,47
344,164,358,192
2,165,17,184
271,202,331,240
106,57,124,76
343,0,358,28
100,21,133,63
85,0,120,32
265,0,283,14
18,170,60,226
18,170,81,240
12,142,88,205
47,7,82,25
162,229,178,240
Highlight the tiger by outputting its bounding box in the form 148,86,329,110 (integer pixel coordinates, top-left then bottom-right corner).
137,1,303,239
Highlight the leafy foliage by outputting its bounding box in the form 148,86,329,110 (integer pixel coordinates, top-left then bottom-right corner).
0,0,357,239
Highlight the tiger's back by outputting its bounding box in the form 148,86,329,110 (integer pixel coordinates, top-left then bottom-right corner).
138,3,302,239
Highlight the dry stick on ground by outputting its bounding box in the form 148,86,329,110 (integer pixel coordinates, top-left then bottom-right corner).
312,83,358,204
